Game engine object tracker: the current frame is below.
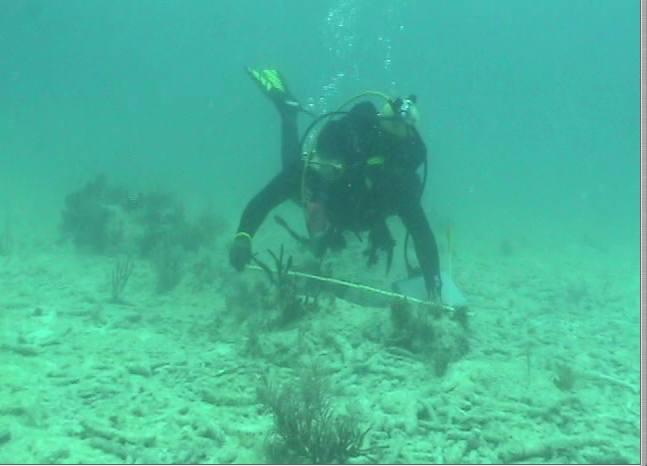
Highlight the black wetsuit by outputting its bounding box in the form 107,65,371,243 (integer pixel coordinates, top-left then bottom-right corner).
236,101,442,297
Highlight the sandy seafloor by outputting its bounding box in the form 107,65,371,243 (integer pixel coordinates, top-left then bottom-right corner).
0,208,641,464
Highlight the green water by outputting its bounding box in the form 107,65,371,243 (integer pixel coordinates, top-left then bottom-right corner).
0,0,641,464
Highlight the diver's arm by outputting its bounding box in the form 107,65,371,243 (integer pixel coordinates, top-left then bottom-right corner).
400,127,427,171
236,163,300,237
397,200,442,299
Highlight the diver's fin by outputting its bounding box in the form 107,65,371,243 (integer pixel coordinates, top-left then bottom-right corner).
245,67,312,115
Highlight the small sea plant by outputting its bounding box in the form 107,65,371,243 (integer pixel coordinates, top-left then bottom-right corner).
111,255,134,303
152,244,183,293
254,245,315,325
257,365,370,464
553,363,577,391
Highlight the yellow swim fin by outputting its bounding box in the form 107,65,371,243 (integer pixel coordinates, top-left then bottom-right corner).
246,67,309,114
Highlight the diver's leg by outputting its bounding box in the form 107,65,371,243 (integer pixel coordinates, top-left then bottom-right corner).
364,219,396,272
246,67,306,169
280,111,300,169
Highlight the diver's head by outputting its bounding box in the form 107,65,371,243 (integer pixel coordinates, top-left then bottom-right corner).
380,94,419,137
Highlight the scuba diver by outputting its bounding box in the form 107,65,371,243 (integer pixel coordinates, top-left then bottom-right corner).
228,68,442,300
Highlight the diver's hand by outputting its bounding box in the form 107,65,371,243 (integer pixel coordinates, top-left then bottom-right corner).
229,233,252,271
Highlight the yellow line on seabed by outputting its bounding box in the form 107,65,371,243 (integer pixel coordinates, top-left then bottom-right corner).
245,264,456,312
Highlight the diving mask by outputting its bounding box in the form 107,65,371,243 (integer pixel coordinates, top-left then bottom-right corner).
394,95,419,125
381,94,419,126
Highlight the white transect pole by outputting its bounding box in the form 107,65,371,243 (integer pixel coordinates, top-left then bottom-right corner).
246,264,456,312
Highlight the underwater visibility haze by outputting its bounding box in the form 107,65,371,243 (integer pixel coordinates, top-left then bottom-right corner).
0,0,641,463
